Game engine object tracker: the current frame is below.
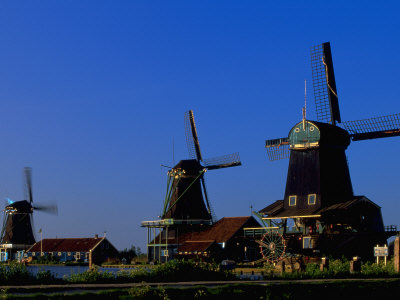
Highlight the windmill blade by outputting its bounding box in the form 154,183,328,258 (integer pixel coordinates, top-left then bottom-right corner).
265,138,290,161
203,152,241,170
310,42,341,125
33,203,58,215
200,177,216,223
30,213,36,242
340,113,400,141
184,110,203,161
24,167,33,204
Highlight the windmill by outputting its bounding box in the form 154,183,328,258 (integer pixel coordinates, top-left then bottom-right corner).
142,110,241,262
253,42,400,262
162,110,241,223
0,167,57,261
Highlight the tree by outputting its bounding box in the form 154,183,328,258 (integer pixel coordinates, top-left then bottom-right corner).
118,245,138,262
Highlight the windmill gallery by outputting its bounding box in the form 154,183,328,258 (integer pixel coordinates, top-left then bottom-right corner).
1,42,400,265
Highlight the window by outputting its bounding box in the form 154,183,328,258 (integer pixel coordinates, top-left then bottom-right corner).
310,126,315,131
58,252,62,256
76,252,81,260
295,128,300,132
32,252,36,257
67,252,71,256
308,194,316,205
85,252,89,259
303,237,314,249
289,195,297,206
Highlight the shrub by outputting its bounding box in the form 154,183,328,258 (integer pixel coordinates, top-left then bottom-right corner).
127,283,153,299
66,265,115,283
361,259,395,276
150,259,235,282
36,269,58,283
116,267,151,282
0,262,34,284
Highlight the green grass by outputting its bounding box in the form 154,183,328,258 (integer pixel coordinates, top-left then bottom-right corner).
2,281,400,299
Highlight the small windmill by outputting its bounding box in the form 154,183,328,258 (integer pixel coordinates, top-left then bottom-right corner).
256,42,400,261
0,167,57,256
162,110,241,224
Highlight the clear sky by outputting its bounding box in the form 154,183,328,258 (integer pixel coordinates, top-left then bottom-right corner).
0,1,399,251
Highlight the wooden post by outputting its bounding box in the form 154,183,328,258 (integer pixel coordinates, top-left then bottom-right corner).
384,244,387,266
147,227,149,263
89,249,93,269
281,261,285,274
350,257,361,273
395,237,400,273
320,257,329,271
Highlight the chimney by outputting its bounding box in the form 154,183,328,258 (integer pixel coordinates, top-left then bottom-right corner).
94,234,98,239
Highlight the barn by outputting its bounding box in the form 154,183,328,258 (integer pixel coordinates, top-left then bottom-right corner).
25,235,118,265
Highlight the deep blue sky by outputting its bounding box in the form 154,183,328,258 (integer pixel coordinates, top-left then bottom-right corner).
0,1,399,251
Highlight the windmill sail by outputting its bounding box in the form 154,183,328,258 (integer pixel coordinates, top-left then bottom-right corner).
265,137,290,161
184,110,202,161
340,113,400,141
203,152,241,170
311,42,341,125
24,167,33,203
200,177,217,222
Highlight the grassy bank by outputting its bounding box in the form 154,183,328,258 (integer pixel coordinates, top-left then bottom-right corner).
1,280,399,299
1,259,400,286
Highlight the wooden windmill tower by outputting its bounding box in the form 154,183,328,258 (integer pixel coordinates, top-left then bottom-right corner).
142,110,241,262
251,42,400,262
0,167,57,261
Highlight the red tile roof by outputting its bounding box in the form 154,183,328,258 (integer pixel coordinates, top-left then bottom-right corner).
27,238,104,252
154,216,261,245
188,216,256,243
177,240,215,252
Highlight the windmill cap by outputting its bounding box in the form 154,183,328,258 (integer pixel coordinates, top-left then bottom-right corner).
172,159,203,175
288,120,350,148
5,200,33,213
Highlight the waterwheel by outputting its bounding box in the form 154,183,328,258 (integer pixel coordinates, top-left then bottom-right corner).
257,231,286,263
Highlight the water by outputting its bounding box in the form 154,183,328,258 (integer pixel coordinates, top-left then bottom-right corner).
27,265,138,279
27,266,262,281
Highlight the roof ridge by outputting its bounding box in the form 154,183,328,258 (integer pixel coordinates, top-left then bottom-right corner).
184,240,215,242
42,237,99,240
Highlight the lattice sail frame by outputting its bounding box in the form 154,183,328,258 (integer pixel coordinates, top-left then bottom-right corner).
340,113,400,141
203,152,241,170
265,138,290,161
310,42,340,125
